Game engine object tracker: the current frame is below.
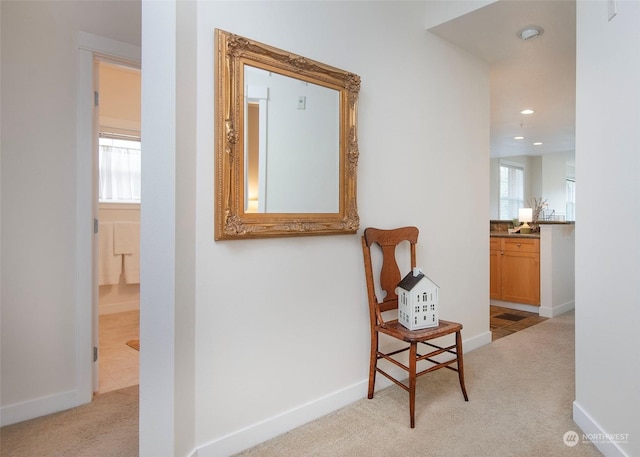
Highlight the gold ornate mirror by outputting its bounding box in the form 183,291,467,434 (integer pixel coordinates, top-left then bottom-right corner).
215,29,360,240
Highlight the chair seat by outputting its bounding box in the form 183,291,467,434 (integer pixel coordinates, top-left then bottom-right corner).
376,319,462,343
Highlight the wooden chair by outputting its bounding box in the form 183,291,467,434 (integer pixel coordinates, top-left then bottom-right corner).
361,226,468,428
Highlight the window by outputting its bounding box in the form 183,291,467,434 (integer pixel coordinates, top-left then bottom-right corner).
566,179,575,221
99,136,141,203
499,164,524,220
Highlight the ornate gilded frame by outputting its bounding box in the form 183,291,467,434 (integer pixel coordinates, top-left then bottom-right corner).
214,29,360,240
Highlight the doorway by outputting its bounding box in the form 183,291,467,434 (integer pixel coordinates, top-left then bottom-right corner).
95,59,141,393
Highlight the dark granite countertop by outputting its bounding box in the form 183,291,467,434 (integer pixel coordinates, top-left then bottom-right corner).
490,232,540,239
490,219,573,239
490,219,574,226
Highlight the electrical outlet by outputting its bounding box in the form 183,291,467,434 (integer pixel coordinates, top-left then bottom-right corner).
297,96,306,110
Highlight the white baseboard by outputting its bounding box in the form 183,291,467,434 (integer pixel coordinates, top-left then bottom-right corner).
0,389,81,427
197,380,368,457
463,330,492,352
490,299,540,314
573,401,631,457
539,300,574,318
99,300,140,315
196,332,491,457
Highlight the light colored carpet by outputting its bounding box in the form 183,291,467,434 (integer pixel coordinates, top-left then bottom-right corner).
235,311,603,457
0,385,138,457
0,312,602,457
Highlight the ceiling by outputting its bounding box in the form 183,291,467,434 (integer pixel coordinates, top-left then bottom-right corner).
428,0,576,158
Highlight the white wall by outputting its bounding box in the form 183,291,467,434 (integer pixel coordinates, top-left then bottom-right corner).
574,1,640,456
153,2,490,455
424,0,498,29
98,61,141,134
139,1,192,455
489,157,501,218
539,224,575,318
541,150,574,219
1,1,490,455
529,155,542,200
0,0,140,425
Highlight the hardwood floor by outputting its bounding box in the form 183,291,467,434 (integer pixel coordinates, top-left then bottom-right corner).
490,305,548,341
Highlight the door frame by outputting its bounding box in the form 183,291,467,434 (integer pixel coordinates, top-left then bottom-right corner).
76,32,141,402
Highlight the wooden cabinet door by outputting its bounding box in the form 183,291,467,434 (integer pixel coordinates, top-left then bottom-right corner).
489,239,502,299
500,248,540,305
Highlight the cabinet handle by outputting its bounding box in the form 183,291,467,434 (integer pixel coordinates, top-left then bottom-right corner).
501,251,504,255
516,243,521,247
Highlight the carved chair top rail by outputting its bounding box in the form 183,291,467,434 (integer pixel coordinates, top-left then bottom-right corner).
362,226,419,326
363,226,418,307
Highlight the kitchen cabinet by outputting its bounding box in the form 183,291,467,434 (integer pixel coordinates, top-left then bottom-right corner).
490,236,540,305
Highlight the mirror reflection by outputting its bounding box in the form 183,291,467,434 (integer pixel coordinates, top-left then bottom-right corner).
244,65,340,214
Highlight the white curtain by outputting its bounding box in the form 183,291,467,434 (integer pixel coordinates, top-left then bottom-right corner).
99,138,141,203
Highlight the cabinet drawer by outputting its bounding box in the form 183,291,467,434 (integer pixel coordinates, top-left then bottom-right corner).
490,238,501,251
503,238,539,253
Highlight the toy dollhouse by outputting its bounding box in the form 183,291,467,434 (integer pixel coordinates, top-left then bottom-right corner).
397,267,439,330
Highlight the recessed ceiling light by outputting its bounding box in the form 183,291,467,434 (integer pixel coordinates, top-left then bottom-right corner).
514,136,524,140
533,142,543,146
521,109,535,115
518,26,544,41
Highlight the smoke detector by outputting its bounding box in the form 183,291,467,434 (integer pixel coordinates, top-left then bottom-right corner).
518,26,544,41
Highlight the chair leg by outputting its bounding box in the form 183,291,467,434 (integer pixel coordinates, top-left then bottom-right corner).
368,331,378,399
456,330,469,401
409,342,417,428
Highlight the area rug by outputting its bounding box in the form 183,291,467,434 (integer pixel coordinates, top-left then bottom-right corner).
126,339,140,351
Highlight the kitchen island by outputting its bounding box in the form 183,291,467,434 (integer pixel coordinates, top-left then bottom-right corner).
490,221,575,318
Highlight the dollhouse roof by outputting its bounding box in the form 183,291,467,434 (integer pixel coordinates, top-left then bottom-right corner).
398,271,426,291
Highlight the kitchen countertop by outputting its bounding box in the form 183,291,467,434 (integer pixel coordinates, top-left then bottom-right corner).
490,232,540,239
489,220,573,239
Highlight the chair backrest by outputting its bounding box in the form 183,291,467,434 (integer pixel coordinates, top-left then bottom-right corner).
362,226,419,326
